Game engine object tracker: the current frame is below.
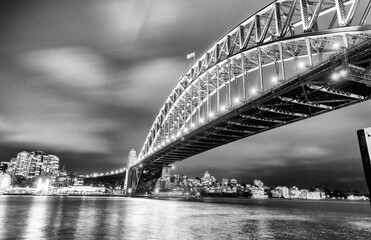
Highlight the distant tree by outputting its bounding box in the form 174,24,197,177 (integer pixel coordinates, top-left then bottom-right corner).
11,175,27,187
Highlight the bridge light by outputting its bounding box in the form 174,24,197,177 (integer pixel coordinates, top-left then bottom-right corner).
116,170,119,174
177,132,181,137
171,135,175,140
272,76,278,83
191,123,195,128
139,164,143,168
298,62,306,69
166,139,170,143
209,112,214,118
162,142,165,146
100,173,104,176
183,127,188,133
199,118,204,123
234,97,240,103
220,105,226,111
339,69,347,77
250,88,258,95
128,188,132,194
331,72,340,81
333,42,341,50
110,171,114,174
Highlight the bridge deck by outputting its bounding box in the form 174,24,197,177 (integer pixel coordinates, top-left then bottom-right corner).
141,40,371,169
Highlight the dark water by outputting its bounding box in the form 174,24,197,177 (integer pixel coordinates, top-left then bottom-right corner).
0,196,371,239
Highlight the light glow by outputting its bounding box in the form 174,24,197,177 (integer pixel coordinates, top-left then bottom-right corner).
250,88,258,95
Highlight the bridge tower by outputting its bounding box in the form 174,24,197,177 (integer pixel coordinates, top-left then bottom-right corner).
123,149,137,195
124,149,163,195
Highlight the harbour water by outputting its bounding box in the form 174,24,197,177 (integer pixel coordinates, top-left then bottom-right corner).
0,196,370,239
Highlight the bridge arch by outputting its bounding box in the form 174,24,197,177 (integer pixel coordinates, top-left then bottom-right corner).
128,0,371,194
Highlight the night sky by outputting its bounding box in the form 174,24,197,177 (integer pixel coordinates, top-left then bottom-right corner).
1,0,371,192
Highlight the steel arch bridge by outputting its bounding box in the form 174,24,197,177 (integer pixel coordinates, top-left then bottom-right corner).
124,0,371,195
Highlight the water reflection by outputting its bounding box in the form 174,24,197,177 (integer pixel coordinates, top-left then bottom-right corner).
0,196,370,239
23,197,48,239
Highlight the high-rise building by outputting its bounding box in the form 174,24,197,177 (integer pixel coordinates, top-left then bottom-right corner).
15,151,31,177
201,171,211,185
12,151,60,180
230,178,237,185
222,178,228,186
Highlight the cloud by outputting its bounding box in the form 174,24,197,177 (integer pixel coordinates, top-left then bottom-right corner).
21,47,109,89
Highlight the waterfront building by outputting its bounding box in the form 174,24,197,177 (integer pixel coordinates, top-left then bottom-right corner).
289,186,301,199
230,178,237,185
57,167,68,187
250,186,268,199
276,186,289,198
12,151,60,181
15,151,31,177
253,179,264,188
222,178,228,186
201,171,211,186
72,172,85,186
307,190,325,199
0,173,11,190
270,188,283,198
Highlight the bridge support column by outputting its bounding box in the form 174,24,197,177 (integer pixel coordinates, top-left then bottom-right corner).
123,149,138,196
357,127,371,205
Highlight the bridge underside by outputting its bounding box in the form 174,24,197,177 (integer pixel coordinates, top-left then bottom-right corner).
136,40,371,179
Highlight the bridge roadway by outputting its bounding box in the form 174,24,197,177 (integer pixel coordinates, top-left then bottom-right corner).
125,0,371,195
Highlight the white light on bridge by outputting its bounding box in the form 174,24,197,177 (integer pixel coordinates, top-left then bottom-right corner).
139,164,143,167
298,62,306,69
209,112,214,118
183,127,188,133
331,69,347,81
250,88,258,95
110,171,114,174
272,76,278,83
339,69,347,77
234,98,240,103
333,42,341,50
199,118,204,123
220,105,226,111
177,132,181,137
171,135,175,140
191,123,195,128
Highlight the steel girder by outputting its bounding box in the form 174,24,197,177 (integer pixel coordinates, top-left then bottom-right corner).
134,0,371,170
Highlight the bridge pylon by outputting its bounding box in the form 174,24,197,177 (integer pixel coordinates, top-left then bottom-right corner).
124,149,163,196
123,149,138,196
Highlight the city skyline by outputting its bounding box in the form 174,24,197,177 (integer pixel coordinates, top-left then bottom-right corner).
1,0,371,192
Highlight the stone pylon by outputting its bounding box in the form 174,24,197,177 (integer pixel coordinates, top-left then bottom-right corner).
123,149,137,195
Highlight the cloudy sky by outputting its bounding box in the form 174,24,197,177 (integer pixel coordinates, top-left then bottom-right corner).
1,0,371,192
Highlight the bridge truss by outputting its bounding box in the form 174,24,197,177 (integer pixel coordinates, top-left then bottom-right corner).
127,0,371,194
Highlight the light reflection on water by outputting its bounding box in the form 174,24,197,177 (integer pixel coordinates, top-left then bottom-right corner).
0,196,370,239
23,197,48,239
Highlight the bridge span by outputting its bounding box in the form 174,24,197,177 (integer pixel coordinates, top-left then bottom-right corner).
124,0,371,195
